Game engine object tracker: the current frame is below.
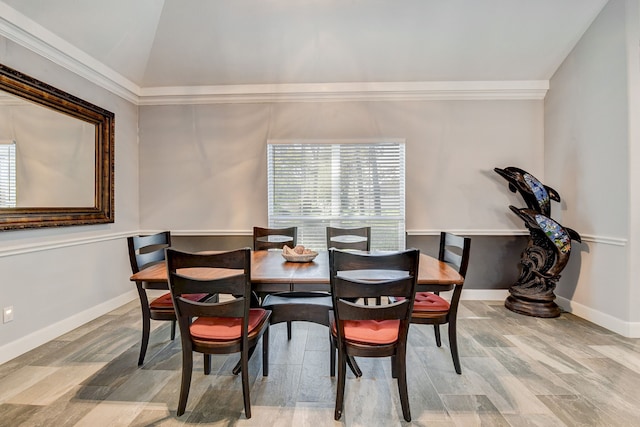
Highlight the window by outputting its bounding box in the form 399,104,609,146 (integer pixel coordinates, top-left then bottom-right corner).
0,141,16,208
267,140,405,250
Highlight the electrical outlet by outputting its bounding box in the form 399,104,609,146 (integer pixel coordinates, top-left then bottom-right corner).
3,306,13,323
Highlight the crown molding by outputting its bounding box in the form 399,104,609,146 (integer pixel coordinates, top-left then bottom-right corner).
138,80,549,105
1,3,548,106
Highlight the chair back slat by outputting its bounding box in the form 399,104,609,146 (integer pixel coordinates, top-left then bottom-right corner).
326,226,371,251
253,226,297,251
336,298,412,321
176,296,246,319
332,276,415,300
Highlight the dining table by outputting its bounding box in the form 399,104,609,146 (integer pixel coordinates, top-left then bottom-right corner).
131,249,464,376
130,249,464,293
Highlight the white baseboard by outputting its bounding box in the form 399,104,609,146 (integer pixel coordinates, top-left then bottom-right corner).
460,291,640,338
556,296,640,338
0,290,138,365
461,289,509,301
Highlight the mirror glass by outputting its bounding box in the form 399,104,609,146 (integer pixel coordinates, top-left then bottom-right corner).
0,92,95,207
0,64,114,230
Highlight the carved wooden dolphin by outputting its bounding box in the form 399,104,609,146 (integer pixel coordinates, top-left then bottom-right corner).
494,167,560,216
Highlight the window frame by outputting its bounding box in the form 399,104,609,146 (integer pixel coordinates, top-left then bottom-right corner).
267,138,406,250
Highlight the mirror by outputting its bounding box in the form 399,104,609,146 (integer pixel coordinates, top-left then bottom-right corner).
0,63,114,230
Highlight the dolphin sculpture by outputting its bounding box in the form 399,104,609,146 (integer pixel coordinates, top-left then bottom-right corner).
494,167,560,216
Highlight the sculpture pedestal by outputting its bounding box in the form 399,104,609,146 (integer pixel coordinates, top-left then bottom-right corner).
505,293,561,318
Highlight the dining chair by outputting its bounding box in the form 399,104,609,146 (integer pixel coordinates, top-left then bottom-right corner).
165,248,270,418
253,226,297,251
326,226,371,251
327,226,379,305
409,232,471,374
329,248,419,422
127,231,210,366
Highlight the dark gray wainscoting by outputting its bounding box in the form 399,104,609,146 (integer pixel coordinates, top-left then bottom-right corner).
173,234,527,292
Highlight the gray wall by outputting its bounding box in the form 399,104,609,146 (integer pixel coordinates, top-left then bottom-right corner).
138,100,543,234
545,0,638,331
0,36,140,362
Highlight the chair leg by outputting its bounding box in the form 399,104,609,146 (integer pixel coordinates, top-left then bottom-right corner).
241,347,252,418
329,334,360,377
138,305,151,366
335,347,347,420
391,354,397,378
330,335,336,377
434,324,442,347
396,348,411,422
347,356,362,378
177,348,193,416
287,321,292,340
448,320,461,374
233,344,257,375
263,327,269,377
170,320,176,340
204,354,212,375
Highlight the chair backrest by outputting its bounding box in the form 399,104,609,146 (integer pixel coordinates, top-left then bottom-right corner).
329,248,419,337
253,226,297,251
165,248,252,338
326,226,371,251
127,231,172,273
438,232,471,278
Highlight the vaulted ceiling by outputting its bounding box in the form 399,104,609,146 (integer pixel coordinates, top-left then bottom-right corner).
0,0,609,99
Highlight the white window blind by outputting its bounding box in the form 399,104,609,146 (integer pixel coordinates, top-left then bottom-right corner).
267,140,405,250
0,141,16,208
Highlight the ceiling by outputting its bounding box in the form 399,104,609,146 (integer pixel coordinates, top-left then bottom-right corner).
0,0,609,95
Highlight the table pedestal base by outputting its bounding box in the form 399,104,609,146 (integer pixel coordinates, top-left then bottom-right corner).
505,294,561,318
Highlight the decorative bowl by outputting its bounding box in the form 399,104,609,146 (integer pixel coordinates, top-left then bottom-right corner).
281,245,318,263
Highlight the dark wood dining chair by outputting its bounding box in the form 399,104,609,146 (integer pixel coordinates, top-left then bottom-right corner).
327,226,379,305
409,232,470,374
127,231,210,366
165,248,270,418
329,248,419,422
253,226,297,251
326,226,371,251
253,227,316,339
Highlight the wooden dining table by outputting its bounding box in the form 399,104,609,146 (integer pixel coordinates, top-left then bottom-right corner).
130,250,464,293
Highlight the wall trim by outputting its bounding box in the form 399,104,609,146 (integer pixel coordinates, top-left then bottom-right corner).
0,231,131,258
0,289,138,365
0,230,626,258
579,234,627,246
407,229,530,236
138,81,549,105
557,296,639,338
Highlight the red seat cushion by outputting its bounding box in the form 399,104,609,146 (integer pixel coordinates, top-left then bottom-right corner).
190,308,268,341
413,292,450,312
333,319,400,345
150,292,208,309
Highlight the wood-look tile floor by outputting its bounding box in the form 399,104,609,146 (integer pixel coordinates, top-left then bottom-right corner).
1,300,639,426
